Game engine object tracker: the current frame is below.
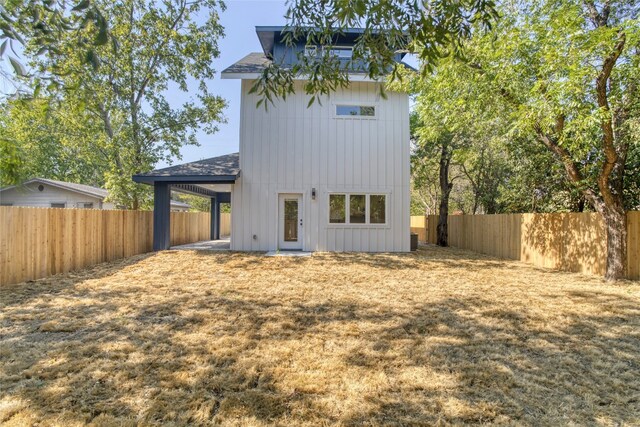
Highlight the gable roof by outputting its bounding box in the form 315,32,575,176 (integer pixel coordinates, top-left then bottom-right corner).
0,178,109,199
0,178,191,208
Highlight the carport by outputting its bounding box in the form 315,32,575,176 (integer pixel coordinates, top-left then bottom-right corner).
133,153,239,251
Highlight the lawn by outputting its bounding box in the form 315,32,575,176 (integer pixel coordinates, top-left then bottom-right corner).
1,246,639,426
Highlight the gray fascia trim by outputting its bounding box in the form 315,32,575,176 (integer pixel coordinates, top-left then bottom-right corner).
132,175,238,185
221,72,380,82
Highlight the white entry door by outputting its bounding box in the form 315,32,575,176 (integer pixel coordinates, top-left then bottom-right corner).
278,193,303,250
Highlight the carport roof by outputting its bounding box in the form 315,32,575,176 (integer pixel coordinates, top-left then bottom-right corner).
133,152,240,185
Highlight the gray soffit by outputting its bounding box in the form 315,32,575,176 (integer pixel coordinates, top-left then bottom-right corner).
255,26,398,57
132,152,240,185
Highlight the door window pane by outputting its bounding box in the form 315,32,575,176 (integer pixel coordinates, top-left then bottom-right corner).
329,194,346,223
369,195,386,224
350,195,366,223
284,199,298,242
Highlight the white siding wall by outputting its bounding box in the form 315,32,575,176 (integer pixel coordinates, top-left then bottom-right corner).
231,80,410,252
0,183,106,208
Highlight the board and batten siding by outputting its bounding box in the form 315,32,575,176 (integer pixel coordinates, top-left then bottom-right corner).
231,80,410,252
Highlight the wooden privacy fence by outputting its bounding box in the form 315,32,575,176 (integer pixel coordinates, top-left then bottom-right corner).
0,207,225,286
410,215,427,243
220,212,231,237
418,212,639,280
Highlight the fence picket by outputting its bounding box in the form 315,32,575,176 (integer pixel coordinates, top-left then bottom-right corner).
0,207,231,286
417,212,638,280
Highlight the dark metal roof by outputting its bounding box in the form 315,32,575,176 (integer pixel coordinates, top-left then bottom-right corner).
132,152,240,184
221,53,271,75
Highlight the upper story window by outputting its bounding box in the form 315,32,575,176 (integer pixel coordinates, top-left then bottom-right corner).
328,46,352,59
304,45,318,57
336,105,376,117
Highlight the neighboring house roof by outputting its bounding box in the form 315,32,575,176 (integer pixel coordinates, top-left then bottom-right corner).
0,178,109,199
169,200,191,209
0,177,190,208
133,152,240,183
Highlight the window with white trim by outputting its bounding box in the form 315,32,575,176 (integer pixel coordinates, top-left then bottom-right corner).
50,202,65,208
304,45,318,57
336,105,375,117
328,193,387,225
328,46,352,59
329,194,346,223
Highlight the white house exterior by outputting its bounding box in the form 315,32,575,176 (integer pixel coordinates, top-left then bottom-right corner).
227,80,410,252
224,28,410,252
134,26,411,252
0,178,190,211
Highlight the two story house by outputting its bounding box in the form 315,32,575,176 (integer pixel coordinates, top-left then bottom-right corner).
134,26,411,252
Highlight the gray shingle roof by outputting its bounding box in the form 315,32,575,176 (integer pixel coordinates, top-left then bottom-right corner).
221,52,417,76
222,53,271,75
136,152,240,178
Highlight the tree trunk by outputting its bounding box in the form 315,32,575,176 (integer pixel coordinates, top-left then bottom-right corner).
437,138,453,247
599,203,627,281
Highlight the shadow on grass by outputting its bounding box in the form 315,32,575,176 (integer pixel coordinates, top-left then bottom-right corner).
1,250,638,425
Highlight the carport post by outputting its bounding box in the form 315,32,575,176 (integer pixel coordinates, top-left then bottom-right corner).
211,196,221,240
153,182,171,251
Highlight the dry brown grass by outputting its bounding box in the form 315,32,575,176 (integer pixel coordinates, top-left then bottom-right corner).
1,246,639,426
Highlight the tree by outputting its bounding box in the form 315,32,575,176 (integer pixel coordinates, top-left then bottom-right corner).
0,0,112,82
461,0,639,280
250,0,498,105
0,96,106,186
20,0,227,209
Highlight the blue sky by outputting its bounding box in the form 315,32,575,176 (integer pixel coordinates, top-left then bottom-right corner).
161,0,290,168
1,0,417,169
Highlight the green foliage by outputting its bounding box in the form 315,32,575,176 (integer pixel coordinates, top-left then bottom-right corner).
407,0,640,216
252,0,498,105
13,0,228,209
0,0,113,82
0,97,106,186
